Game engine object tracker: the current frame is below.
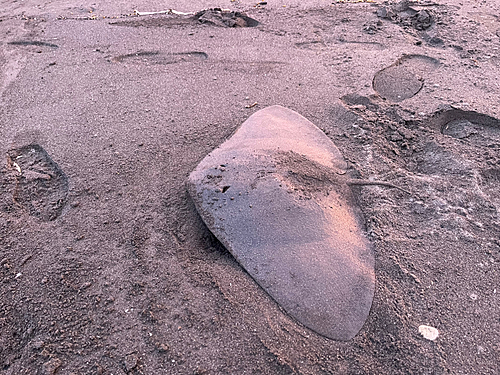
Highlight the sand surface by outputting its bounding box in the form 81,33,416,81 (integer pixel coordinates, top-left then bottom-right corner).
1,0,499,374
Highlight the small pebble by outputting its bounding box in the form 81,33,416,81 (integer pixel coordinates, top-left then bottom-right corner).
419,325,439,341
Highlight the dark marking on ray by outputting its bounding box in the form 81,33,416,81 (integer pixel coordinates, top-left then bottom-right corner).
188,106,375,340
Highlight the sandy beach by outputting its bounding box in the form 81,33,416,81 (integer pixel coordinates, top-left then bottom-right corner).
1,0,499,373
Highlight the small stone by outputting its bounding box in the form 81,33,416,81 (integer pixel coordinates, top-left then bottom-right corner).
470,293,478,301
419,325,439,341
157,343,169,352
454,207,468,216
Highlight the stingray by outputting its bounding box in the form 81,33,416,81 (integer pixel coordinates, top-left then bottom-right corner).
188,106,399,340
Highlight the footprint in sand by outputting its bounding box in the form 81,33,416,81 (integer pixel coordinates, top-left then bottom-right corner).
111,9,258,29
430,107,500,147
7,144,68,221
112,51,208,65
8,41,59,48
372,54,440,102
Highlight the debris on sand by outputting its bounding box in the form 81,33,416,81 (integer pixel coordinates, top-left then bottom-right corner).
377,1,434,31
133,9,193,16
113,8,259,28
194,8,259,28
